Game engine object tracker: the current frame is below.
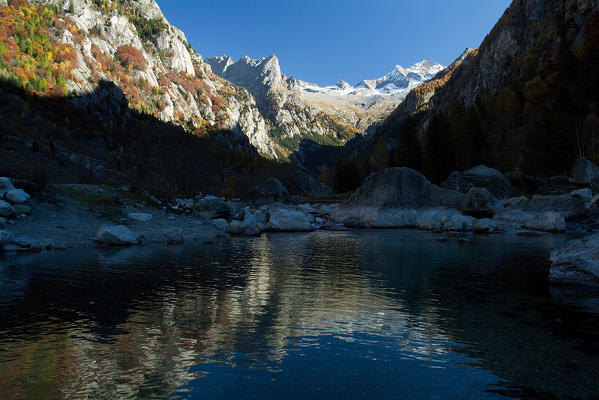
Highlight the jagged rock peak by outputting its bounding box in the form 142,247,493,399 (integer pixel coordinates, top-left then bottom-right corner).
121,0,165,21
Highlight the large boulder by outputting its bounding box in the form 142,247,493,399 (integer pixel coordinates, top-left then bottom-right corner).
461,187,496,218
96,225,139,246
0,177,15,198
522,195,586,219
571,157,599,185
0,200,15,218
193,198,231,220
265,206,314,232
5,189,30,204
442,165,514,199
247,178,290,205
550,234,599,285
350,168,464,209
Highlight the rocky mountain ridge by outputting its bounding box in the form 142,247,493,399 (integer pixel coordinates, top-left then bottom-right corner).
206,54,444,162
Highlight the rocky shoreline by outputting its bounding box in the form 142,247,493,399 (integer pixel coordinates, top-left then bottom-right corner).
1,159,599,287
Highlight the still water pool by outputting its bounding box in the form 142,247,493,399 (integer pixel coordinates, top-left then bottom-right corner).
0,230,598,399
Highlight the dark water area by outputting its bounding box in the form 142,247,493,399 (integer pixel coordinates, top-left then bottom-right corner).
0,230,598,399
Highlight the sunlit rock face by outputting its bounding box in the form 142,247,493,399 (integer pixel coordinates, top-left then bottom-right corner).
21,0,276,156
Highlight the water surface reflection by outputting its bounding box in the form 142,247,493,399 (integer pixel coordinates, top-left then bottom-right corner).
0,231,598,399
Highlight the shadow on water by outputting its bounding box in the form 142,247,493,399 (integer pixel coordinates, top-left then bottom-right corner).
0,231,598,399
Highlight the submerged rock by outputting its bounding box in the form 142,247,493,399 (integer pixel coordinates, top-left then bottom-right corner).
442,165,513,199
96,225,139,246
550,234,599,285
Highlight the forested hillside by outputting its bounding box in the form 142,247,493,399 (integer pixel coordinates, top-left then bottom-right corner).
339,0,599,190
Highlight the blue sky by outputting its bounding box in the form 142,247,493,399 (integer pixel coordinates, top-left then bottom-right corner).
159,0,511,86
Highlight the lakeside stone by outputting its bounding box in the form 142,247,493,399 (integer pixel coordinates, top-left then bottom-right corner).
96,225,139,246
550,233,599,285
265,206,314,232
524,211,566,233
441,165,514,199
522,195,586,219
571,188,593,204
5,189,30,204
0,200,15,217
0,177,15,198
461,187,496,218
193,198,231,219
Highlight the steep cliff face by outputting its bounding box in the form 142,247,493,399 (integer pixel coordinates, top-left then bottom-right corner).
0,0,280,156
429,0,598,110
206,55,363,160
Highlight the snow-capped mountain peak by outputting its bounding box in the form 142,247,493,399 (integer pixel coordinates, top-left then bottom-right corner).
297,60,445,99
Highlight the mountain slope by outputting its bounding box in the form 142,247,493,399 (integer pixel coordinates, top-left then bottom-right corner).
0,0,283,156
363,0,599,183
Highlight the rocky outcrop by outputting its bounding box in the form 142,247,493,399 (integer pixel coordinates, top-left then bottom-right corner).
442,165,513,199
550,234,599,285
96,225,139,246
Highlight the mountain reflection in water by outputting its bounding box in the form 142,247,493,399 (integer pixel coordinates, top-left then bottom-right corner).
0,231,598,399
